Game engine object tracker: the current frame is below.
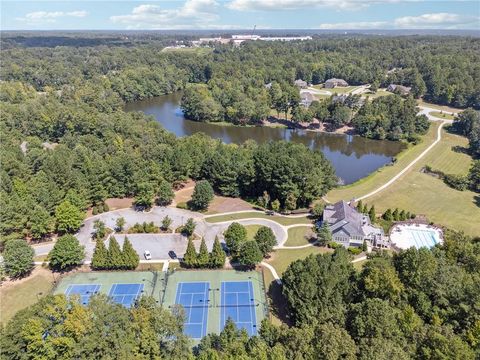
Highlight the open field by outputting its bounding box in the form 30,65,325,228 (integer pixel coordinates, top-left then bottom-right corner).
430,111,455,120
205,212,312,226
284,226,315,246
366,129,478,235
206,196,253,214
0,267,55,325
327,122,440,203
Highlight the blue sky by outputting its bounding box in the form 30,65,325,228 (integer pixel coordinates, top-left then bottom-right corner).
2,1,479,30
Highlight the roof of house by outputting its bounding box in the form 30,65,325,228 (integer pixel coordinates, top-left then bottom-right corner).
387,84,411,93
323,200,383,238
325,78,348,84
294,79,307,86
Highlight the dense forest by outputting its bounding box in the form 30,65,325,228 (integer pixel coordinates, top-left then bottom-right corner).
1,230,479,359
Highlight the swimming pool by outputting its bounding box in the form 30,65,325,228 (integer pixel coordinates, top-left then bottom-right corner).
390,224,442,250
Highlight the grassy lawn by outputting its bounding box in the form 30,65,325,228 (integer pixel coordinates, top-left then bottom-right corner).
417,99,463,114
136,263,165,271
312,84,360,94
0,267,55,325
205,212,312,226
245,225,261,240
364,89,393,100
285,226,315,246
366,129,478,235
267,247,332,277
327,121,440,203
430,111,455,120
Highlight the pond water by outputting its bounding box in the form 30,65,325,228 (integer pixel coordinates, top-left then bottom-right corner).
125,92,404,184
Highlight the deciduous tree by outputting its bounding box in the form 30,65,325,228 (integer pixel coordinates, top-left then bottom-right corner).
48,234,85,271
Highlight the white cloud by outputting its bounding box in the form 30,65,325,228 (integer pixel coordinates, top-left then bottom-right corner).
317,21,387,29
394,12,479,28
17,10,88,24
110,0,222,29
227,0,404,11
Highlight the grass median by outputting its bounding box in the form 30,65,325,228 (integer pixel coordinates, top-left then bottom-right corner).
205,212,312,226
284,226,315,247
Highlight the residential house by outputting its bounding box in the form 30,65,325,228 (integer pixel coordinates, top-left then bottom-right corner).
322,200,389,248
300,92,314,107
325,78,349,88
294,79,308,89
387,84,411,95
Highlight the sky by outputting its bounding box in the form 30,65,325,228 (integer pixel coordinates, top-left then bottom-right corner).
1,0,479,31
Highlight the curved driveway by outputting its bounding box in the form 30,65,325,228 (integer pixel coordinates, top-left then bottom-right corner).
33,207,288,261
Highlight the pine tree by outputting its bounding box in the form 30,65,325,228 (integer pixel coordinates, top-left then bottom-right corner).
183,238,198,268
399,210,407,221
362,204,368,214
383,209,393,221
362,240,368,252
209,236,226,269
161,216,172,231
315,222,332,246
392,208,399,221
108,236,124,269
356,200,363,212
197,238,209,268
91,239,108,270
368,205,376,223
122,237,139,270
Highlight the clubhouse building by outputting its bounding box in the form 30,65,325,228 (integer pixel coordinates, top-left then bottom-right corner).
322,200,389,249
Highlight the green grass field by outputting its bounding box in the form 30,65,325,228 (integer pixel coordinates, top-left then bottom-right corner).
205,212,312,226
284,226,315,246
267,247,332,277
365,130,477,234
1,268,55,325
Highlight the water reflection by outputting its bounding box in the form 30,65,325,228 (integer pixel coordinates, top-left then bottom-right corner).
125,92,404,184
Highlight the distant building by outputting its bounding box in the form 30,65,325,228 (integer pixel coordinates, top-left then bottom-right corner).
294,79,308,88
265,82,272,89
332,94,348,104
300,92,314,107
322,200,389,248
387,84,411,95
325,78,349,88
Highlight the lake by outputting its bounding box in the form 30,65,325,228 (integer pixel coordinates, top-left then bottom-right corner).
125,92,404,184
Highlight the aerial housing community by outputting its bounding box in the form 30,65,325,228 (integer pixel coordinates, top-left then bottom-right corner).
1,30,479,359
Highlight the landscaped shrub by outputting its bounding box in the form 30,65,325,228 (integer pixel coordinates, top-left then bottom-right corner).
348,247,363,255
327,241,342,249
128,222,159,234
443,174,469,191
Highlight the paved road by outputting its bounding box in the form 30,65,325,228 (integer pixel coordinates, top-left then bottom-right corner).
418,105,456,122
33,207,288,260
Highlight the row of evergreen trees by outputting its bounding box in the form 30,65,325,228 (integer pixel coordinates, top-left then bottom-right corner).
183,237,226,269
382,208,415,221
91,236,139,270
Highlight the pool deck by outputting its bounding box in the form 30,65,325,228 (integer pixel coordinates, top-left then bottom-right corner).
390,223,443,250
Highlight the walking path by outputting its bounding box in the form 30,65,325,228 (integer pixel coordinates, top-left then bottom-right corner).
355,120,449,202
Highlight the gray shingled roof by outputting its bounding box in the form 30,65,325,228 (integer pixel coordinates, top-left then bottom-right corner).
323,200,366,237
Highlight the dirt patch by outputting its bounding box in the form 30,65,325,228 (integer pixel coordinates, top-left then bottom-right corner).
106,197,134,210
173,180,195,205
207,196,254,214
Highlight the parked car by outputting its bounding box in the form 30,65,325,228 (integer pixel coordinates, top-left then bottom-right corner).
144,250,152,260
168,251,177,260
265,210,274,215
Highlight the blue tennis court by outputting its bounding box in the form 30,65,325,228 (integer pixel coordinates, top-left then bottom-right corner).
220,281,257,336
65,284,100,305
175,282,210,339
108,283,144,308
